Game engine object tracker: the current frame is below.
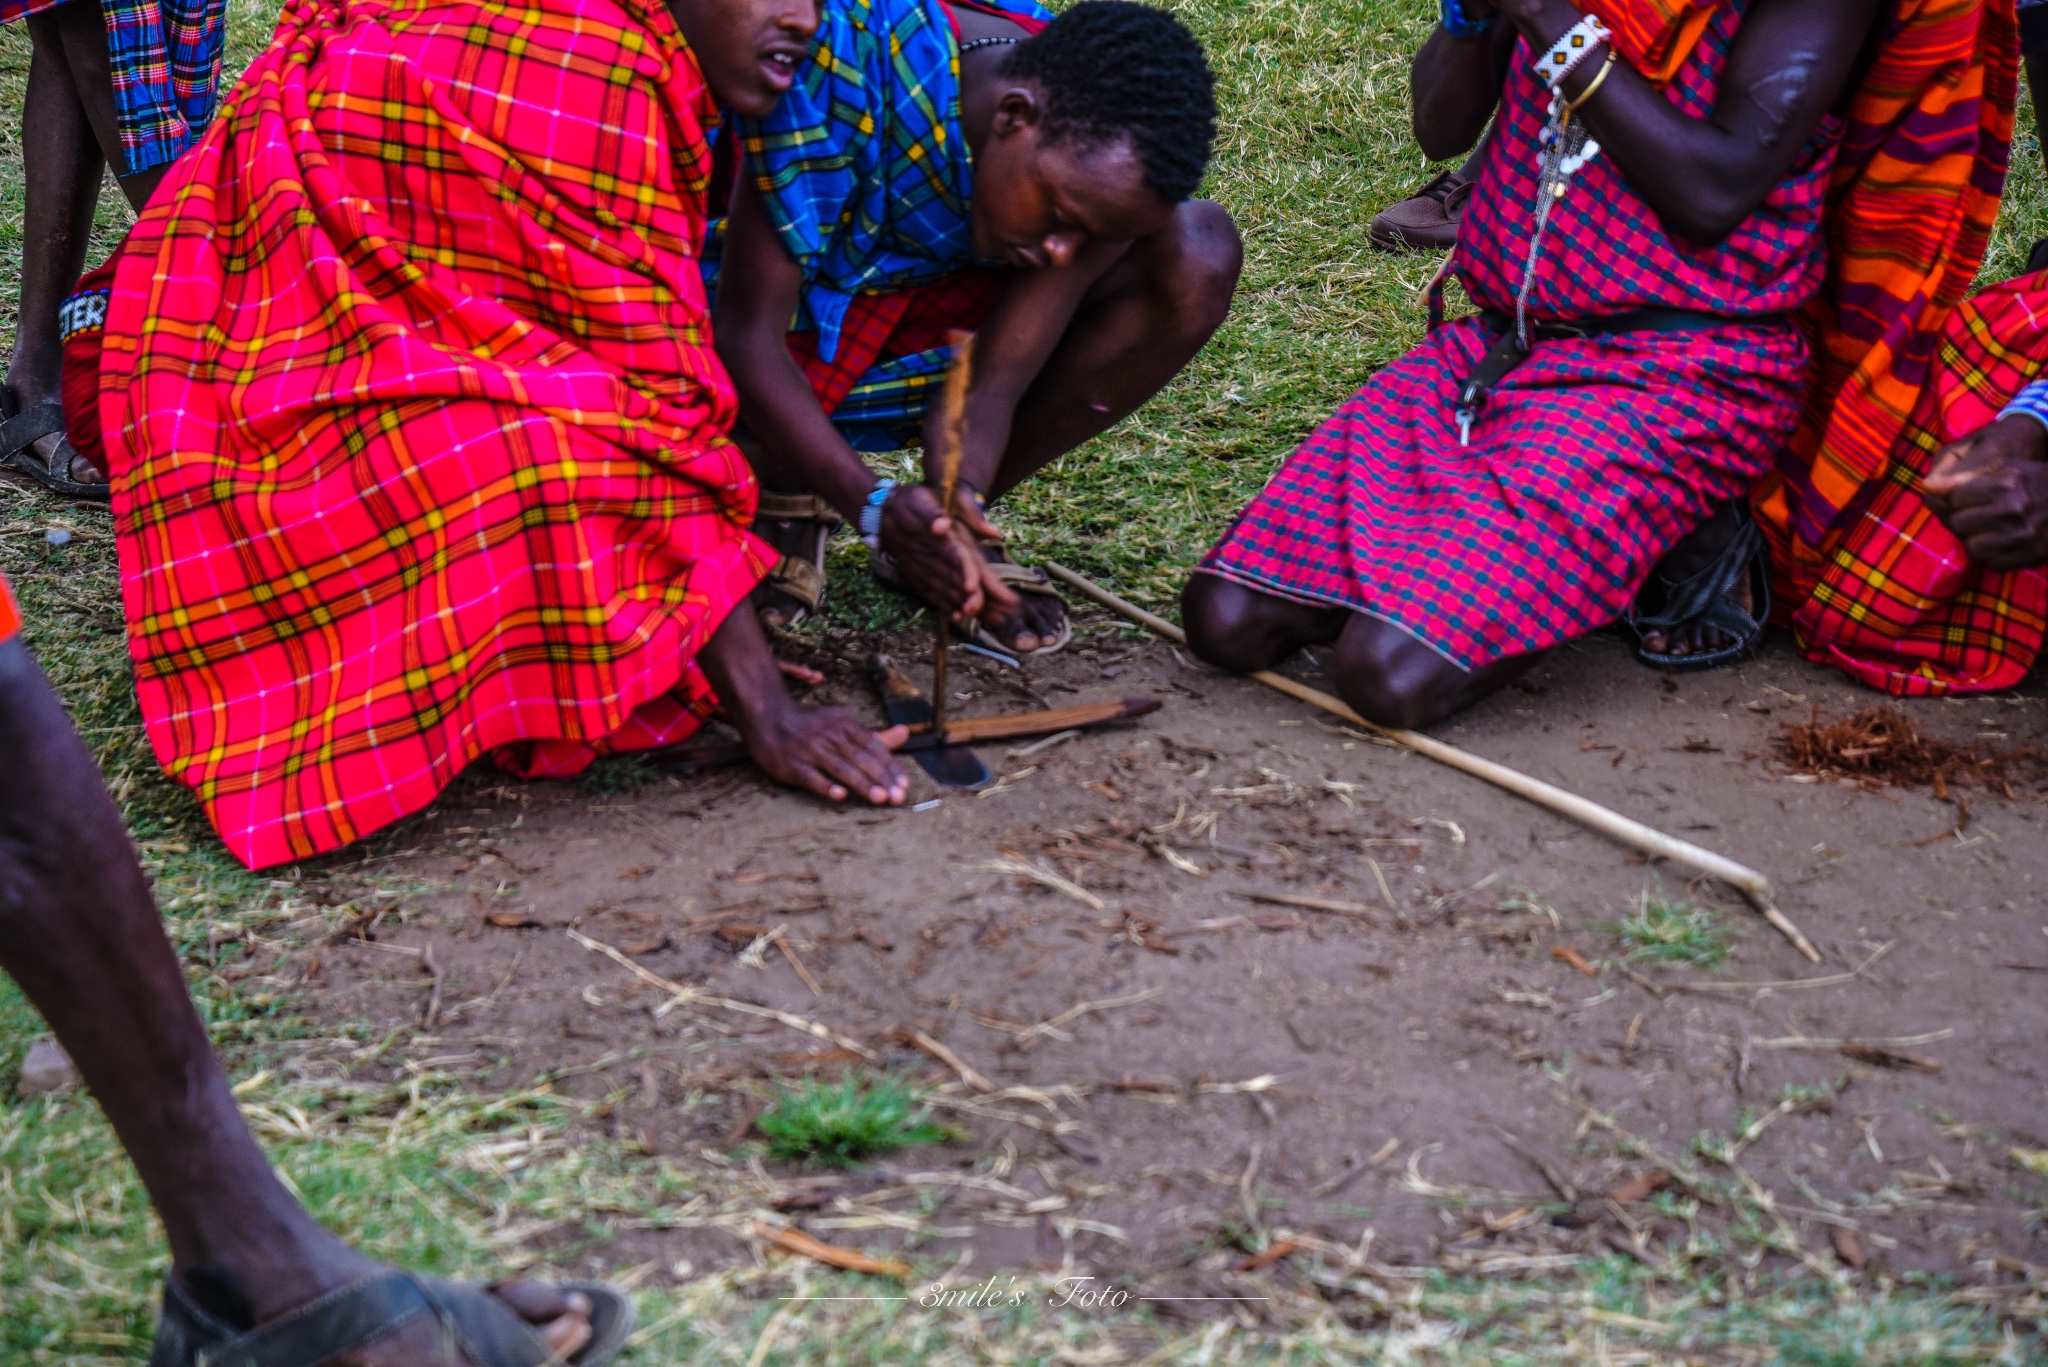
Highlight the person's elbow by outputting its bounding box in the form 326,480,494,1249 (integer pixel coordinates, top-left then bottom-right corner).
1414,117,1471,166
1658,184,1752,248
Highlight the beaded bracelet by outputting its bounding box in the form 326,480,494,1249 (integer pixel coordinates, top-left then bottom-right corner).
1565,50,1618,112
1439,0,1491,39
1531,13,1612,89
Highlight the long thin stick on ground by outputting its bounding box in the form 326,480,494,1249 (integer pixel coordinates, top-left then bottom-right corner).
569,930,878,1059
931,330,975,739
1043,561,1820,963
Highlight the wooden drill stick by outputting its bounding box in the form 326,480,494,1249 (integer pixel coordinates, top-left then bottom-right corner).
930,329,975,740
1042,561,1821,963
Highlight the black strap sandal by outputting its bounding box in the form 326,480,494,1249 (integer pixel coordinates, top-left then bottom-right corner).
1628,509,1771,673
0,395,109,503
148,1269,634,1367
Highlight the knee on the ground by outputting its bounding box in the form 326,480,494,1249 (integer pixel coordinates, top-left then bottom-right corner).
1150,200,1243,341
1181,573,1280,674
1330,623,1465,731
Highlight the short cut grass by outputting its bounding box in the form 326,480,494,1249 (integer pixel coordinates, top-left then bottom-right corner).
753,1073,957,1167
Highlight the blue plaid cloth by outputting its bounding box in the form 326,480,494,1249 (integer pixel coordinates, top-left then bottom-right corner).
706,0,1049,363
0,0,227,173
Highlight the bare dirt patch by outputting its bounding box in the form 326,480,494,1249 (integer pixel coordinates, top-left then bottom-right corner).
285,611,2048,1305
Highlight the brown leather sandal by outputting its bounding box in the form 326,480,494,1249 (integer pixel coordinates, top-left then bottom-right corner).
750,490,842,630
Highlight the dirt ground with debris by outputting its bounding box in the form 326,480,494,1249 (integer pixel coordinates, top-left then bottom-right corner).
284,609,2048,1305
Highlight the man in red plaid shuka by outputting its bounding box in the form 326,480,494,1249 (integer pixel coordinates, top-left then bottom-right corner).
67,0,913,869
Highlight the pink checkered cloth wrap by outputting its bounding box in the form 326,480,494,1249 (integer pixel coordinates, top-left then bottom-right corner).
1201,0,1828,671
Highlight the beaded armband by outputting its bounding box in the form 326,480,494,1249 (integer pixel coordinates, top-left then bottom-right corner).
1532,13,1612,89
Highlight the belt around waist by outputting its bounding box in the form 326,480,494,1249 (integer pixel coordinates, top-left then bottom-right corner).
1478,307,1785,340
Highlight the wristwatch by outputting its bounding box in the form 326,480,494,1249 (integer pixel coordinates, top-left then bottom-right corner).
859,478,898,549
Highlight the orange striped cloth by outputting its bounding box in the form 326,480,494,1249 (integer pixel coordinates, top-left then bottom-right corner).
1750,0,2019,681
1790,270,2048,693
1584,0,2021,689
1580,0,1718,85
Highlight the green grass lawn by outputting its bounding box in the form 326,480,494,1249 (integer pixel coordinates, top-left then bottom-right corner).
3,0,2046,1360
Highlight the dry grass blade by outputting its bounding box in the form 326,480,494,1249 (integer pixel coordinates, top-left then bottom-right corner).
1672,941,1893,995
752,1221,909,1277
1234,890,1377,919
1019,987,1164,1041
905,1029,995,1092
568,929,877,1060
981,854,1105,910
1777,704,2043,793
771,928,824,998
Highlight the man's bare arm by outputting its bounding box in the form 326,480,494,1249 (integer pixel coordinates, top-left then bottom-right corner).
932,235,1127,497
1412,0,1883,245
712,178,887,521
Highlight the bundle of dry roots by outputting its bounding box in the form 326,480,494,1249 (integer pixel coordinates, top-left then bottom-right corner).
1776,706,2043,798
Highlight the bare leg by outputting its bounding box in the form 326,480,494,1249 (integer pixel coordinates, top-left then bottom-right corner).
8,0,167,487
0,638,594,1363
1181,570,1345,673
1183,570,1539,729
971,198,1242,650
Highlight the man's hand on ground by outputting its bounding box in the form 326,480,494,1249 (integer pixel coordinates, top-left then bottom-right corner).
879,483,984,621
745,705,911,806
1924,414,2048,569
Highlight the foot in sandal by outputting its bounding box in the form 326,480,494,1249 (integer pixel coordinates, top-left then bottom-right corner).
155,1262,632,1366
749,487,843,630
952,491,1070,655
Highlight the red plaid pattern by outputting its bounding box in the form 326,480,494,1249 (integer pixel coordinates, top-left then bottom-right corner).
94,0,770,868
784,268,1006,415
1793,272,2048,694
1205,4,1822,669
0,573,19,647
1203,318,1808,670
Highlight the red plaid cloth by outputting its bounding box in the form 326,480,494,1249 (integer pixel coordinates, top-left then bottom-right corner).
91,0,770,868
784,268,1005,416
1202,319,1808,669
1791,272,2048,694
1205,4,1820,668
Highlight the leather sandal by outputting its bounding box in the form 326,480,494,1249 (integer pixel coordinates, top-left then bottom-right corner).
968,557,1072,656
0,393,108,503
750,490,843,630
149,1268,633,1367
870,541,1072,656
1628,507,1770,673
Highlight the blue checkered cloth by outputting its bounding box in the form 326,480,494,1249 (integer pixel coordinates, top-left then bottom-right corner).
706,0,1049,363
0,0,226,173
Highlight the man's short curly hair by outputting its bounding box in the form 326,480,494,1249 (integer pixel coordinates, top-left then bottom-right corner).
998,1,1218,204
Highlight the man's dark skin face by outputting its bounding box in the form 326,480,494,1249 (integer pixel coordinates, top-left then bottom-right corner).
1186,0,1885,728
714,17,1208,655
1924,414,2048,569
667,0,817,117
